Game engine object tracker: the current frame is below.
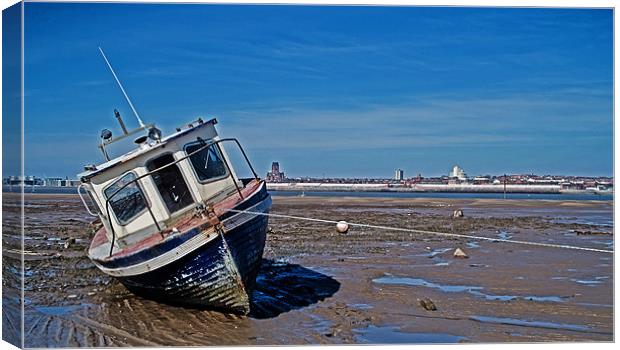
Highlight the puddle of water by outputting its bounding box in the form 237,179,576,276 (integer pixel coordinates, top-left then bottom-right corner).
9,296,33,306
7,266,33,277
373,276,481,293
349,303,373,310
354,325,465,344
410,248,454,266
575,302,613,308
591,240,613,248
513,295,564,302
35,304,91,316
373,275,565,303
469,263,489,268
469,291,564,303
572,279,604,286
497,230,513,240
427,249,450,257
470,315,590,332
417,247,452,258
466,241,480,249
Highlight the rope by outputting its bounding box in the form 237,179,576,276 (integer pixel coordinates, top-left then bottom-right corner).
227,209,614,254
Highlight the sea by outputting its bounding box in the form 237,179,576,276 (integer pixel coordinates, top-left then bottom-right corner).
4,186,611,201
272,190,613,201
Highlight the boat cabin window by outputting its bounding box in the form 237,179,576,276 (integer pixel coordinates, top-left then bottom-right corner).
185,142,228,182
104,172,147,224
146,153,194,214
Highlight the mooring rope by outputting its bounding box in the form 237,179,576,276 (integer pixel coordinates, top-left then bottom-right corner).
226,209,614,254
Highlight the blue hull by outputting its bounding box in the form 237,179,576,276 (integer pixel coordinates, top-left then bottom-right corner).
118,195,270,314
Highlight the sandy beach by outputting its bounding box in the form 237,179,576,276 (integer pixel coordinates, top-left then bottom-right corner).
2,192,614,346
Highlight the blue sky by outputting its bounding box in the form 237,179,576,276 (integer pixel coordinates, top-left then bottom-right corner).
16,3,613,178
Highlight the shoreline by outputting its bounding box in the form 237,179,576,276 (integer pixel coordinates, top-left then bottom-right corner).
267,185,611,195
2,187,614,197
2,191,614,202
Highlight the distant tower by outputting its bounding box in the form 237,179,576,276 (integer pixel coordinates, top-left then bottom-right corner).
267,162,285,182
395,169,404,181
449,165,467,181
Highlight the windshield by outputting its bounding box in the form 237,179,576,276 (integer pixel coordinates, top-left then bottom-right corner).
185,142,228,182
104,172,147,224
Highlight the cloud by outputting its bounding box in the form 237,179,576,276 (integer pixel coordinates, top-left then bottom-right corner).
218,90,612,153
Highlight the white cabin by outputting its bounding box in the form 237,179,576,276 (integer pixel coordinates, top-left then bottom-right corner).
78,118,247,248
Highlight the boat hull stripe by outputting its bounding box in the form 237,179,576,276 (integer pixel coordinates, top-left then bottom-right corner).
91,193,271,277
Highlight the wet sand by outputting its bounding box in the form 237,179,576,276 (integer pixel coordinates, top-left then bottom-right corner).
2,193,614,346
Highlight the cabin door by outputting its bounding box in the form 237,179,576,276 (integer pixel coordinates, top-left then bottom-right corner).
147,154,194,215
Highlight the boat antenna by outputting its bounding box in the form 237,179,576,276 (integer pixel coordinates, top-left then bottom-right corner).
98,47,146,128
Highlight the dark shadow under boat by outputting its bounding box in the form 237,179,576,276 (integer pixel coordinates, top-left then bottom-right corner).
250,259,341,319
123,259,340,317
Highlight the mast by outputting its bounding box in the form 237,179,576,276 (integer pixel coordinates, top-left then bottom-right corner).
98,47,146,128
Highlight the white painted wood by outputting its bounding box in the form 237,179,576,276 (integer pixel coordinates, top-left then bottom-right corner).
84,122,241,248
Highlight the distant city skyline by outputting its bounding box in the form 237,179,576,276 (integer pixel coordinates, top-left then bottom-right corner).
4,164,614,182
3,4,613,178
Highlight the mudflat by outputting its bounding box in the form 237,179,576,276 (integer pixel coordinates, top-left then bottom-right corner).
2,193,613,346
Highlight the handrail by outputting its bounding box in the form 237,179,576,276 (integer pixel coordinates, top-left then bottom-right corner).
77,184,99,217
222,138,259,180
103,137,259,256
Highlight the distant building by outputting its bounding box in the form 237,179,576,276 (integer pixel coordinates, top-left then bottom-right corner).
44,177,64,187
58,179,81,187
526,176,563,185
6,175,42,186
266,162,286,182
7,176,20,185
473,176,491,184
2,175,80,187
394,169,404,181
449,165,467,181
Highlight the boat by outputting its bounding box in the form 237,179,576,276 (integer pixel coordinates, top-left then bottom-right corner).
76,49,271,314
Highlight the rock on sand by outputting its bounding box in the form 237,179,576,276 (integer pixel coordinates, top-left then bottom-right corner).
453,248,469,259
418,297,437,311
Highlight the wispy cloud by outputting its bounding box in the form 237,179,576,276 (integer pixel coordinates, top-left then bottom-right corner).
220,90,611,152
